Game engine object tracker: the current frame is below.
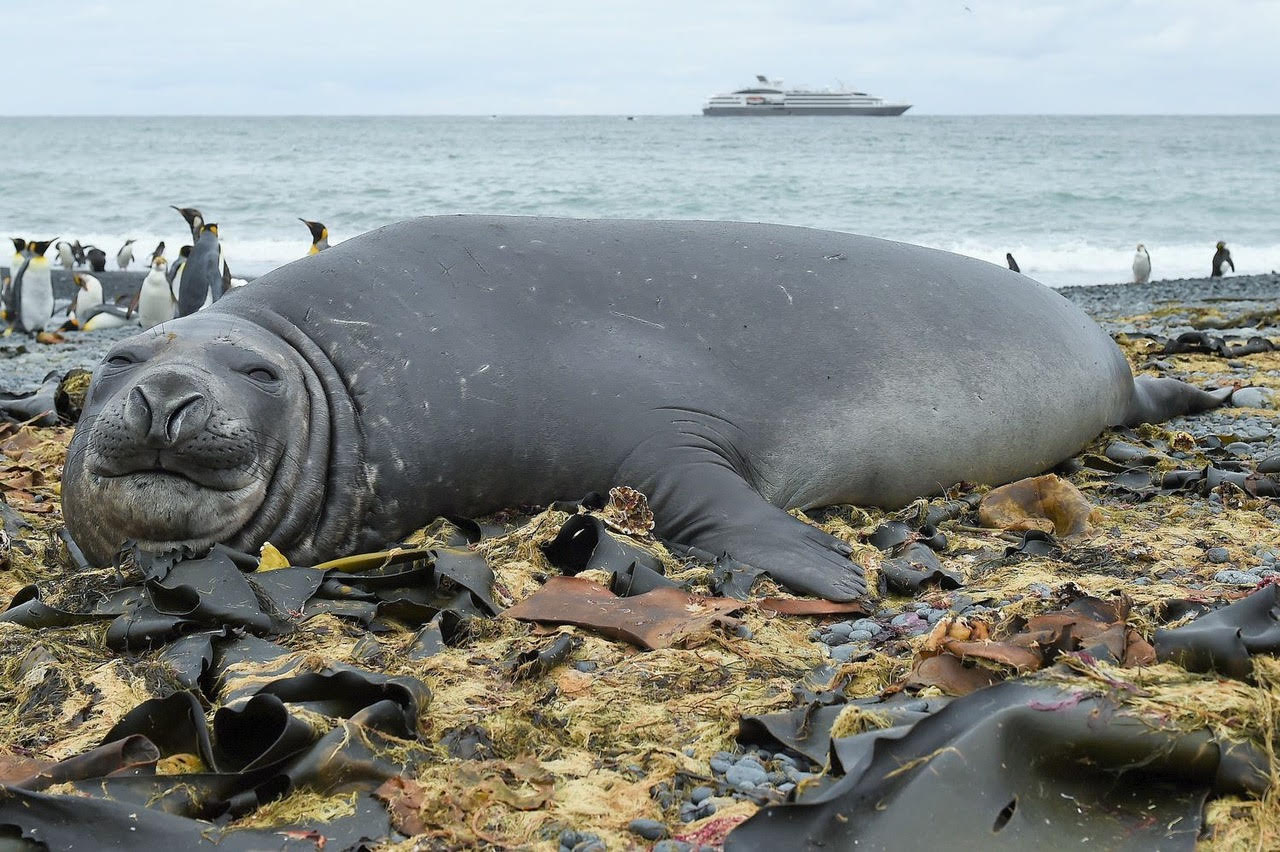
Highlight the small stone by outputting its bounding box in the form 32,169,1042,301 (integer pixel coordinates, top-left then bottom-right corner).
773,753,797,767
574,842,605,852
846,629,874,642
558,830,580,847
709,757,731,775
725,763,767,790
738,754,766,770
1225,442,1253,456
827,621,853,638
851,618,882,635
926,609,947,623
890,612,921,629
1206,547,1231,564
734,624,753,639
1232,387,1273,408
712,750,735,761
572,661,597,672
822,632,847,646
1214,570,1261,586
628,819,668,840
690,785,713,804
778,782,796,794
698,800,717,817
1132,577,1151,586
767,770,786,784
654,842,694,852
830,643,859,662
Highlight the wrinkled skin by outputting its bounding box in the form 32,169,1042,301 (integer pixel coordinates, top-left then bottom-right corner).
63,319,313,561
62,216,1231,601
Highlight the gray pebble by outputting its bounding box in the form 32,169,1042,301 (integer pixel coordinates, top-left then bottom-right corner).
628,819,668,840
1232,387,1273,408
1206,547,1231,564
1225,442,1253,456
889,612,921,628
846,629,874,642
734,624,753,639
690,785,713,803
1214,570,1261,586
778,782,796,794
725,763,767,790
572,661,597,672
851,618,882,635
654,842,694,852
709,757,731,775
822,632,847,646
773,753,796,767
827,621,853,638
830,643,859,662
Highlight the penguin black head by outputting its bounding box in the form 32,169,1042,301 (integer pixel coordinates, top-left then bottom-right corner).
31,239,57,257
179,245,193,259
151,240,166,260
172,206,205,233
299,218,328,243
1216,241,1226,250
11,237,25,253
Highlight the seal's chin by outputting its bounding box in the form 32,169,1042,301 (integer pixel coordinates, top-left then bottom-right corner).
82,466,269,554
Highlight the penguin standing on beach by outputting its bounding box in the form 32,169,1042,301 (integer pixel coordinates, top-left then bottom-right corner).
173,205,232,292
137,256,175,330
56,240,75,270
1005,253,1020,273
2,238,26,324
116,239,136,270
150,240,166,262
178,223,224,317
168,245,191,287
300,219,329,254
85,246,107,272
1212,242,1234,277
1132,244,1151,284
9,239,56,334
70,240,86,266
71,273,104,328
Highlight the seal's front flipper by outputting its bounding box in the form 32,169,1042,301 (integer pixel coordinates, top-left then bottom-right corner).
1123,377,1232,426
619,437,867,602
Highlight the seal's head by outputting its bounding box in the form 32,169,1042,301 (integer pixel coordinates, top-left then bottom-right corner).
64,314,331,564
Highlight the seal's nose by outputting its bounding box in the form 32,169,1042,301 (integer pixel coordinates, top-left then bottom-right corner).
125,373,211,447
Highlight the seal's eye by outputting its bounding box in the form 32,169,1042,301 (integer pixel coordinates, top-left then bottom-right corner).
106,354,135,367
244,366,278,384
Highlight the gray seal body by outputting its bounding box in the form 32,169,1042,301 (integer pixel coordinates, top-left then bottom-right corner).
63,216,1225,600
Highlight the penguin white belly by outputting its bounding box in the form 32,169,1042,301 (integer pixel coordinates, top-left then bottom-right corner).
73,284,104,327
139,282,175,329
19,269,54,333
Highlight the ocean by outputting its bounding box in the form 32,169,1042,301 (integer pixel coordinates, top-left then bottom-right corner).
1,115,1276,287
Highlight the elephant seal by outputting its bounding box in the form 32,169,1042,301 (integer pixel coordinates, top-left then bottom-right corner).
63,216,1228,601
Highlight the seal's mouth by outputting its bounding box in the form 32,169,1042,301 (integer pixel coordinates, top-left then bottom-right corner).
90,451,261,493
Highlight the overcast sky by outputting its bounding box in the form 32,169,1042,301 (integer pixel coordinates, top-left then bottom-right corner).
8,0,1276,115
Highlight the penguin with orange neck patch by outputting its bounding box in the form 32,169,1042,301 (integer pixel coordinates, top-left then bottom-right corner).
300,219,329,255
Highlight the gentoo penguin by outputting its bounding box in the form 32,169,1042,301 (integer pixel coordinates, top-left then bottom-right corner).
1212,241,1234,277
70,240,86,266
137,256,175,330
1005,252,1021,273
115,239,136,270
56,240,75,270
1132,244,1151,284
71,273,104,328
150,240,166,262
80,303,140,331
167,244,191,286
300,218,329,254
178,223,224,317
10,239,56,333
85,246,107,272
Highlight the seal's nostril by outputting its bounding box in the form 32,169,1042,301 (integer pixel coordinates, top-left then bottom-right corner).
165,393,207,443
127,387,153,433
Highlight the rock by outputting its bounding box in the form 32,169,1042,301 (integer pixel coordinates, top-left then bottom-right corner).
709,757,731,775
851,618,882,635
654,842,694,852
690,785,713,804
1214,570,1261,586
830,643,860,662
1206,547,1231,564
827,621,852,638
725,763,767,790
628,819,668,840
1232,387,1273,409
1225,442,1253,456
846,629,874,642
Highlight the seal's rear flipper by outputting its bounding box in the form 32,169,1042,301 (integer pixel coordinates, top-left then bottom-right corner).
619,435,867,602
1122,377,1233,427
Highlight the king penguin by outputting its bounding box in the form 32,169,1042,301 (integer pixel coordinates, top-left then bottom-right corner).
55,240,75,270
137,256,175,330
116,239,136,270
70,240,86,266
177,223,223,317
2,238,27,323
10,239,57,334
300,218,329,254
1212,241,1234,277
150,240,166,263
172,206,231,292
167,244,191,287
1132,244,1151,284
85,246,107,272
71,272,104,328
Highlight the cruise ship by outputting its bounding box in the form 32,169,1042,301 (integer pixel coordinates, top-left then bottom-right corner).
702,75,911,116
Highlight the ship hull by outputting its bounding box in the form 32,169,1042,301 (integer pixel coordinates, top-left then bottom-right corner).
702,105,911,116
